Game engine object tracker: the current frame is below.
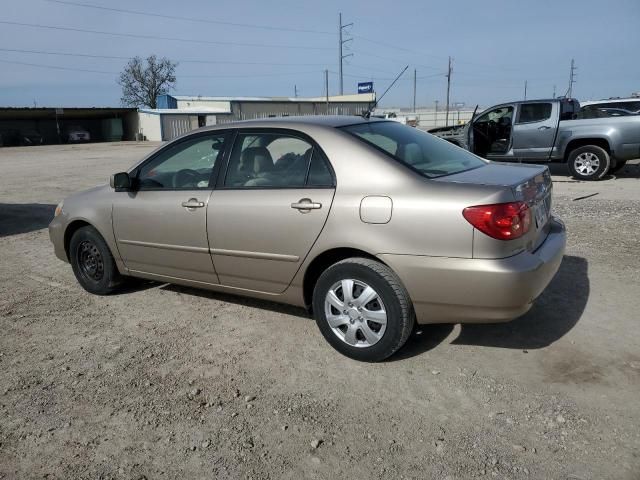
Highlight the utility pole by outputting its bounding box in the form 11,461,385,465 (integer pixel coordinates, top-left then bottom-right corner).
553,84,556,98
325,69,329,111
524,80,528,100
445,57,452,126
294,85,298,98
434,100,439,127
566,58,576,98
338,13,353,96
412,69,417,112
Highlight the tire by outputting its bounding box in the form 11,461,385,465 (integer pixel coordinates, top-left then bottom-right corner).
567,145,610,180
312,257,415,362
69,226,123,295
611,160,627,173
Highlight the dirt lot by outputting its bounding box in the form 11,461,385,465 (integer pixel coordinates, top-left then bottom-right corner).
1,142,639,479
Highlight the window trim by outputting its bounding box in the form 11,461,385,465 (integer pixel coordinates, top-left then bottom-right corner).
216,127,336,191
515,102,553,125
130,129,233,192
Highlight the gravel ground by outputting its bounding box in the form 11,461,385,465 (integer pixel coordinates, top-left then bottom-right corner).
1,143,639,479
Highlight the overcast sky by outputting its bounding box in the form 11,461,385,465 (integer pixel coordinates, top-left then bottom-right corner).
0,0,638,109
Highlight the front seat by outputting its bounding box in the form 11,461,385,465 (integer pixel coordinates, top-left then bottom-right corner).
241,147,275,186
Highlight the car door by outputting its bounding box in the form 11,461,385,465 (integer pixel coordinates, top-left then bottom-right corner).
207,129,335,293
112,131,230,283
511,102,558,161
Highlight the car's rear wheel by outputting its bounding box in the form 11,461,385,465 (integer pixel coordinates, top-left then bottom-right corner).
567,145,610,180
312,257,415,362
69,226,123,295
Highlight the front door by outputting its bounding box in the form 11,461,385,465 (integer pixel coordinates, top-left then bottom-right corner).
511,102,558,160
113,131,230,283
208,130,335,293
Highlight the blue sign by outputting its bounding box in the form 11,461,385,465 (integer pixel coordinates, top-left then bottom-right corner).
357,82,374,94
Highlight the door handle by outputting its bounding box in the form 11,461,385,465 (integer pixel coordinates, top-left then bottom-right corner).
291,198,322,211
181,198,205,209
538,126,552,130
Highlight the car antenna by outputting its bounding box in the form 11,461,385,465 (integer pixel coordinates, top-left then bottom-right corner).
363,65,409,119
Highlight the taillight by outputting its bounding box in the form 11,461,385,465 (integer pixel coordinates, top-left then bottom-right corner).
463,201,531,240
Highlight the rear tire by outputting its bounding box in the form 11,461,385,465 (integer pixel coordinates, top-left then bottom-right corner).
567,145,610,180
69,226,123,295
312,257,415,362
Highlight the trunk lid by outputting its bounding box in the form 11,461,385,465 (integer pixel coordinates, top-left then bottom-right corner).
435,162,553,254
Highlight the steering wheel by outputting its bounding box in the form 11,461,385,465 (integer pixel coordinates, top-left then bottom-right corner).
172,169,201,188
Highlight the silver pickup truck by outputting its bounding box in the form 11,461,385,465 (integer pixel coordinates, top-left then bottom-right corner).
429,98,640,180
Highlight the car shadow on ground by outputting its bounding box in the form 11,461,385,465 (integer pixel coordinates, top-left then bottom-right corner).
152,255,587,360
452,255,589,350
390,255,588,359
548,160,640,180
0,203,56,237
161,284,311,318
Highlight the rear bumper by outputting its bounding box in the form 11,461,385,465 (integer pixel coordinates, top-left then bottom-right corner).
379,217,566,324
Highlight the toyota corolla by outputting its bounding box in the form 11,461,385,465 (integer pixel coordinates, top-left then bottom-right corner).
49,116,566,361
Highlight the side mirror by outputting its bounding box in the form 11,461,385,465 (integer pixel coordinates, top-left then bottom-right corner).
110,172,132,191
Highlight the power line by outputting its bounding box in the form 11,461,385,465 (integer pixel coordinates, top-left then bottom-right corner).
0,47,328,67
0,21,333,51
0,58,115,74
42,0,333,35
0,58,322,78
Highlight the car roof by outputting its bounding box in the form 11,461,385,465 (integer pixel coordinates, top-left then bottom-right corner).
202,115,385,131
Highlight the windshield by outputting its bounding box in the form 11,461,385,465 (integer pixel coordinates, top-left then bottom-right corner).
341,121,486,178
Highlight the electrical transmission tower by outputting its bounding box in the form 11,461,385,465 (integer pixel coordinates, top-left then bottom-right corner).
338,13,353,96
566,59,577,98
445,57,452,126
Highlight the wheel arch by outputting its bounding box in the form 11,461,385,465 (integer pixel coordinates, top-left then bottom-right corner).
564,138,611,162
63,219,94,260
302,247,387,308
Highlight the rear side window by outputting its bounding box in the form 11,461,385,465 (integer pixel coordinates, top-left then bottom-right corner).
224,132,334,188
341,121,486,178
517,103,552,123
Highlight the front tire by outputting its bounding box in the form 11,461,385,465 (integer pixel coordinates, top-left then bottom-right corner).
567,145,610,180
69,226,123,295
312,258,415,362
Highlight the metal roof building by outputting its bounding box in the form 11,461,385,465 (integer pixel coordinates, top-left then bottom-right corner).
138,93,375,141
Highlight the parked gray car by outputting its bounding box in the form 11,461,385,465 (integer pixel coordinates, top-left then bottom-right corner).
49,116,566,361
430,98,640,180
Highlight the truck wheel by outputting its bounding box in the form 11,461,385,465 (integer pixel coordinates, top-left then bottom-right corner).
567,145,610,180
610,160,627,173
312,257,415,362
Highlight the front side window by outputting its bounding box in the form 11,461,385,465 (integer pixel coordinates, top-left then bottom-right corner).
137,133,228,189
225,132,326,188
517,103,552,123
341,121,486,178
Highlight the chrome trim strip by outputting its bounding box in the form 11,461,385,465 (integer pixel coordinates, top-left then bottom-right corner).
211,248,299,262
119,239,210,254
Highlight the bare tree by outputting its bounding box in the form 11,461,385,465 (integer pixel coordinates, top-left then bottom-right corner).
118,55,177,108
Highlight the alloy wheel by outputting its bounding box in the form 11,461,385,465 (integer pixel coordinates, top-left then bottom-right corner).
574,152,600,176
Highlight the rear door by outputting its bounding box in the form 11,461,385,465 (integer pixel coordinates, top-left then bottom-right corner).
207,129,335,293
511,102,557,160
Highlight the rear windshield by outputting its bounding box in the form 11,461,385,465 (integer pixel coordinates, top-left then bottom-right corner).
341,121,486,178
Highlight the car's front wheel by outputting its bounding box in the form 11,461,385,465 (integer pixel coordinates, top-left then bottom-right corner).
69,226,123,295
312,257,415,362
